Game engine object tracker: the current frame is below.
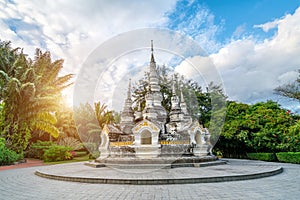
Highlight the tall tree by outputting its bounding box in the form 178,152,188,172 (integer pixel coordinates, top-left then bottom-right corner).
94,101,113,129
0,41,73,152
73,103,100,143
215,100,297,157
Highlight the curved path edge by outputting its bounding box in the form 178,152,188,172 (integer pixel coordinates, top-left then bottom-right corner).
35,166,283,185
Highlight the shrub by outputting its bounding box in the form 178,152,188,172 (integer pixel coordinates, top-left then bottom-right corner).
43,145,73,162
246,152,277,162
0,138,22,166
56,137,82,150
276,152,300,164
26,140,55,159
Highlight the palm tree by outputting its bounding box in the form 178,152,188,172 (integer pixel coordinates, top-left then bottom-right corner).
55,106,78,140
94,101,113,128
0,41,73,152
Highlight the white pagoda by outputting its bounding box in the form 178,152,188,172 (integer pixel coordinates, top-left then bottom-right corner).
98,41,212,159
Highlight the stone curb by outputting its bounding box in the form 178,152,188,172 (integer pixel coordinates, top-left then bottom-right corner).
35,166,283,185
84,160,227,169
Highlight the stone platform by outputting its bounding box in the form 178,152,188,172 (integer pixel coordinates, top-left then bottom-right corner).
91,155,220,169
35,159,283,185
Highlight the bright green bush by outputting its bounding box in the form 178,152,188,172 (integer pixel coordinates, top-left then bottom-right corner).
246,152,277,162
276,152,300,164
26,140,55,159
0,138,22,166
43,145,73,162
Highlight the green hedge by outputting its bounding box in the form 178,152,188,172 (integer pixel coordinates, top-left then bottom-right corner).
276,152,300,164
43,145,73,162
26,141,55,159
246,152,277,162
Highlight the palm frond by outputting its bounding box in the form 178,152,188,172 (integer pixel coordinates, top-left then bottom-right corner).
32,120,59,138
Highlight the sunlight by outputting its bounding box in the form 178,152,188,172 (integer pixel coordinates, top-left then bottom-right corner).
62,87,74,108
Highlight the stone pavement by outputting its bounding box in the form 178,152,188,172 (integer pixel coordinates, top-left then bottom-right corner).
0,159,299,200
35,159,282,184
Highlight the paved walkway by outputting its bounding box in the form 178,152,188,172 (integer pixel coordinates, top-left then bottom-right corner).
0,159,299,199
35,159,282,184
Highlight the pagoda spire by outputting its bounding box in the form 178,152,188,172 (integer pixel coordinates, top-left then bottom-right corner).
172,76,176,95
180,90,188,115
127,78,131,99
171,75,180,111
148,40,159,93
150,40,155,63
142,40,167,125
169,75,182,123
120,79,135,134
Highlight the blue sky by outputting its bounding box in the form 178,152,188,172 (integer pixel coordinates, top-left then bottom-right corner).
1,0,300,111
205,0,300,40
166,0,300,52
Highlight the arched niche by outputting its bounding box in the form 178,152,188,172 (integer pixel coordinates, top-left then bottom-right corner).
141,130,152,145
195,130,202,145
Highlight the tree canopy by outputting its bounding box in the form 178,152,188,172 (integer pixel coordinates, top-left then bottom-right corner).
215,100,300,157
0,40,73,152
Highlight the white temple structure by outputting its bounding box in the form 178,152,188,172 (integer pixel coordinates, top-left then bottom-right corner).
98,41,211,159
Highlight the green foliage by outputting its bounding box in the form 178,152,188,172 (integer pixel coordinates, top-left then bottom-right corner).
26,140,55,159
281,120,300,152
73,103,101,149
246,152,277,162
3,122,31,153
94,101,113,129
26,140,75,162
0,40,73,152
73,101,119,152
276,152,300,164
215,100,297,157
55,105,78,140
0,137,22,165
43,145,73,162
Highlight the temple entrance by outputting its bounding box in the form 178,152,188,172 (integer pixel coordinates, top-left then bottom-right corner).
141,130,152,145
195,130,201,144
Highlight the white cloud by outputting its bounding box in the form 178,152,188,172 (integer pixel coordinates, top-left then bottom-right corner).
211,7,300,106
254,19,280,32
163,1,224,54
0,0,176,106
175,55,221,87
233,24,246,37
0,0,176,72
278,70,298,84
